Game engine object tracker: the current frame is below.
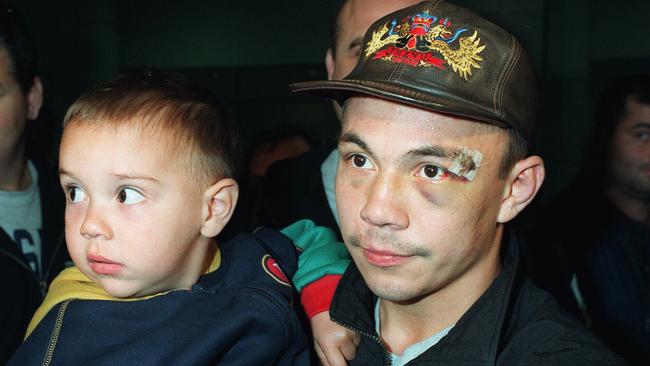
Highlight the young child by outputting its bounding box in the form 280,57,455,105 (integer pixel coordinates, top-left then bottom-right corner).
9,70,352,365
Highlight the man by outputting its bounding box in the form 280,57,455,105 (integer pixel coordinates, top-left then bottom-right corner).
0,5,67,363
291,1,625,364
526,75,650,365
258,0,421,235
257,3,421,363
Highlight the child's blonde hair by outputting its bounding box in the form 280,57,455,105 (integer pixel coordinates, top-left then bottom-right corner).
64,69,238,187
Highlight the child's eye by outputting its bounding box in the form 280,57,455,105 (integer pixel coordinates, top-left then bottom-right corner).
67,186,87,203
117,188,145,205
349,154,374,170
416,164,449,181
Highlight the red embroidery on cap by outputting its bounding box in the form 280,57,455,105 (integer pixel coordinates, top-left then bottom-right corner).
365,11,486,80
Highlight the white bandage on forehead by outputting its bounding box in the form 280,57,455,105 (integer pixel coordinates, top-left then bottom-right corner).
448,147,483,181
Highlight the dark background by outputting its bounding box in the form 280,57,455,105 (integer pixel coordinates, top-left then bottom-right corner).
10,0,650,200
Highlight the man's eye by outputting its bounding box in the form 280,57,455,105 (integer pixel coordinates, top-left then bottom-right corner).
351,154,373,169
417,164,448,181
67,186,86,203
635,131,649,141
117,188,145,205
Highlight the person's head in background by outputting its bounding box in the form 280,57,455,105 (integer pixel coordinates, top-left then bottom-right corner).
59,70,239,298
248,127,318,178
588,75,650,222
325,0,422,119
0,4,43,191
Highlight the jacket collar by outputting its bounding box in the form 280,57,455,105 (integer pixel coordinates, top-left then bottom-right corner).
330,229,522,363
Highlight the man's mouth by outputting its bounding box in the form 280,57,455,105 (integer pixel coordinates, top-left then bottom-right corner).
361,247,413,267
87,254,124,275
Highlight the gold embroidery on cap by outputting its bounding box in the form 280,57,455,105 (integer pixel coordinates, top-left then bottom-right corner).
365,11,485,80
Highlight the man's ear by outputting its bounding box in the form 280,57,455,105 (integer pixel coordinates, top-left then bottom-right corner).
325,48,335,80
497,155,545,223
26,76,44,120
200,178,239,238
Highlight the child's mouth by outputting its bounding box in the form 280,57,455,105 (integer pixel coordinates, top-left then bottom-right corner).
87,254,124,275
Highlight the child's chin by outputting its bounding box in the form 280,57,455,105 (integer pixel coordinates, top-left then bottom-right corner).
98,280,142,299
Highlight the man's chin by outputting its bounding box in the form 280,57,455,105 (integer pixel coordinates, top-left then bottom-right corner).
368,282,427,304
357,267,418,302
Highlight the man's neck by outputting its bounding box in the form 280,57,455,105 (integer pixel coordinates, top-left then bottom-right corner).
0,145,31,191
378,227,503,355
605,186,650,226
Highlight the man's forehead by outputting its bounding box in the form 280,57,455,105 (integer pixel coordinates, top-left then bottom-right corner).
342,96,500,137
338,0,421,41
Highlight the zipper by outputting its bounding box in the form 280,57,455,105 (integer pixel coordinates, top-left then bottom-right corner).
40,232,66,296
42,299,71,366
333,319,392,366
0,230,65,297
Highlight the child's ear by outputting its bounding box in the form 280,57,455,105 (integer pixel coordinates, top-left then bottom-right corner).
497,155,545,223
200,178,239,238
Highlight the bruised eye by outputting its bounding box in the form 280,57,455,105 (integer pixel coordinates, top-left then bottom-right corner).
117,187,145,205
351,154,373,170
417,164,448,181
67,186,86,203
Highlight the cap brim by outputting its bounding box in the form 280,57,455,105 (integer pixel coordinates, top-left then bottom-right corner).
290,79,509,129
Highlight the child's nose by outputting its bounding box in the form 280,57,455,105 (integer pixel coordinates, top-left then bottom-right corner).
80,203,113,240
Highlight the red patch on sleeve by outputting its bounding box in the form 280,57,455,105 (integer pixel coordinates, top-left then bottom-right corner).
262,254,291,287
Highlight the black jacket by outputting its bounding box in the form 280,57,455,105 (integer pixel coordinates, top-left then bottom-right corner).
10,228,310,366
522,178,650,365
330,230,626,365
0,158,68,364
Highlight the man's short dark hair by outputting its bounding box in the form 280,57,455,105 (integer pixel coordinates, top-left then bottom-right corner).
64,69,239,185
499,128,528,179
595,75,650,146
473,122,528,180
0,4,37,93
581,74,650,177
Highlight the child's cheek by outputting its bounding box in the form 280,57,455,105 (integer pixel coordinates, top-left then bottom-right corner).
64,203,84,232
63,204,88,268
118,202,146,219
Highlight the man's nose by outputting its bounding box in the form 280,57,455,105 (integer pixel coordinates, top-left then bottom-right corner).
80,202,113,240
360,174,408,230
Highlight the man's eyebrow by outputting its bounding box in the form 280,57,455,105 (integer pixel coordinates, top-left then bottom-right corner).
340,133,464,160
339,132,373,155
403,146,461,161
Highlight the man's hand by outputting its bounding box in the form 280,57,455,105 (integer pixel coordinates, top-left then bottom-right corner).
310,311,361,366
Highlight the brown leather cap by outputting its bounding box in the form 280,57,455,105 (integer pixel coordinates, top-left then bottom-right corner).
291,0,539,144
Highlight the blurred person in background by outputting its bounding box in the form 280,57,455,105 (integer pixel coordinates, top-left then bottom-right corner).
525,74,650,365
257,0,422,236
0,3,68,363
